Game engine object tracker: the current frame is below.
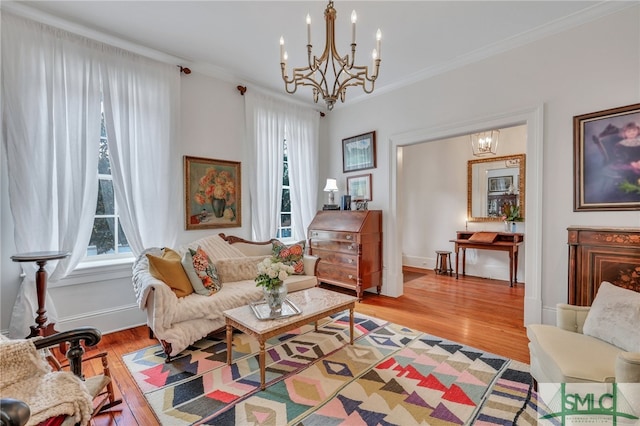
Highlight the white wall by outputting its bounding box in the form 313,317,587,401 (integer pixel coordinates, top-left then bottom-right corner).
324,6,640,324
402,125,526,282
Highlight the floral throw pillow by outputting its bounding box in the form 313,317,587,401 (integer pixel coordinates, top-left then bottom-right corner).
272,240,305,275
182,246,222,296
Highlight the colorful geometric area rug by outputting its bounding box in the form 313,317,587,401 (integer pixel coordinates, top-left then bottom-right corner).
122,313,545,425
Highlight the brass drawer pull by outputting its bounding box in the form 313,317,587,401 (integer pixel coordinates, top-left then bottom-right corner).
348,274,354,280
346,235,352,240
348,244,355,250
347,259,354,264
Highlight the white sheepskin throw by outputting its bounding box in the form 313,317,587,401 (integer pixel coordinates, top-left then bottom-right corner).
582,281,640,353
0,335,93,426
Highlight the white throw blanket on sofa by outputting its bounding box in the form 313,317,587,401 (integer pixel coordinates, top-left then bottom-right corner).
131,234,317,357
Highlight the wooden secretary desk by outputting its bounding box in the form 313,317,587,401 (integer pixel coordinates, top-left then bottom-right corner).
307,210,382,300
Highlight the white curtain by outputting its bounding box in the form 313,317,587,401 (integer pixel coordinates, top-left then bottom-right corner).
2,14,102,337
286,108,319,240
101,48,181,255
244,91,319,241
244,91,286,241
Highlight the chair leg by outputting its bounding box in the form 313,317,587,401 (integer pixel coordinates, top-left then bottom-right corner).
96,353,122,413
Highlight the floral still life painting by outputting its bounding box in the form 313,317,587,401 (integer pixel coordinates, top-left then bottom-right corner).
184,156,241,229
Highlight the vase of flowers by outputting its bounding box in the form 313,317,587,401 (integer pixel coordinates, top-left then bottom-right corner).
501,203,522,233
193,167,236,219
255,257,294,314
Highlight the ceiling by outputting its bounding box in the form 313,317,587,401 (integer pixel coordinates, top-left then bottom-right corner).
5,1,632,110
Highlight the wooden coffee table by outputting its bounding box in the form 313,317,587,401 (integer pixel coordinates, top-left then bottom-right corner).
224,287,357,389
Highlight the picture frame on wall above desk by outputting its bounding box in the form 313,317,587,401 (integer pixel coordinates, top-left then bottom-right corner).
342,131,376,173
467,154,526,222
347,173,372,202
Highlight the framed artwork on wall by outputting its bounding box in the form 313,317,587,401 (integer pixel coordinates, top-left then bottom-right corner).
342,131,376,173
184,156,241,229
488,176,513,193
574,103,640,211
347,173,372,201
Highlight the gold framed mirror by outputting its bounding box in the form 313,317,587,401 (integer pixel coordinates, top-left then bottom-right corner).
467,154,526,222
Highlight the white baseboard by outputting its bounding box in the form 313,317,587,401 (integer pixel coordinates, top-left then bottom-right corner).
403,255,434,270
56,303,146,334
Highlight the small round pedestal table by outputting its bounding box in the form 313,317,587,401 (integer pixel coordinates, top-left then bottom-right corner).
10,251,70,338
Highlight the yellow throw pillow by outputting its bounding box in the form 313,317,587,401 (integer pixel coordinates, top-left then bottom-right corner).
146,248,194,298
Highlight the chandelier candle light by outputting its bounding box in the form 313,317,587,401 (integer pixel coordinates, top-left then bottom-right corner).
279,1,382,110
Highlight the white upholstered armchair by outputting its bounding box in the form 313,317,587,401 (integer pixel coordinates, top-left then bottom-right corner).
527,282,640,385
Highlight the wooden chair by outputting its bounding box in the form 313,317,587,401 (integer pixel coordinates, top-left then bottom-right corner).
0,328,122,426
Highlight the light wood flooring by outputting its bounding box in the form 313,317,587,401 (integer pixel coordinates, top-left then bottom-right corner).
84,268,529,425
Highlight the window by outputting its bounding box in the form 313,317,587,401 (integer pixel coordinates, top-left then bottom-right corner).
276,140,292,239
86,115,131,257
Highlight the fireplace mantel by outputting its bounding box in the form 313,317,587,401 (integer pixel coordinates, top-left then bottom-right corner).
567,226,640,305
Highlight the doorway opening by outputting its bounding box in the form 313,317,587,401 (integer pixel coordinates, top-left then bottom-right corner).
388,106,543,325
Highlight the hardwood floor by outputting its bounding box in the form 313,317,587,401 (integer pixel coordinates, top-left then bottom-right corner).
85,268,529,425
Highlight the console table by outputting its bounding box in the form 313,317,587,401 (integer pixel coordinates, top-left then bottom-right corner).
11,250,70,337
450,231,524,286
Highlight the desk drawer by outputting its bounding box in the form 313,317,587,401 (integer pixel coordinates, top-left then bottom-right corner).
309,230,358,243
311,249,358,266
317,261,358,285
310,239,359,253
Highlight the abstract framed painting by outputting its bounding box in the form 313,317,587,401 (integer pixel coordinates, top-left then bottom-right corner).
342,131,376,173
184,156,241,229
573,103,640,211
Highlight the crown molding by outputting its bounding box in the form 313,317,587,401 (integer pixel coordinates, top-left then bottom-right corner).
0,1,186,66
345,1,637,107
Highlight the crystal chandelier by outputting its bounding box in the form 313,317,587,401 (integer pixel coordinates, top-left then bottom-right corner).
279,1,381,111
470,130,500,157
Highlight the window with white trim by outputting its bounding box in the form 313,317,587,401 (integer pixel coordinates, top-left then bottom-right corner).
86,113,131,257
276,139,292,239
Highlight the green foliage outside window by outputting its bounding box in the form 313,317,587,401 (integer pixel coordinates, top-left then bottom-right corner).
87,117,130,256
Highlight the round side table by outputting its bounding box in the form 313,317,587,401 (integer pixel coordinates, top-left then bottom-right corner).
11,251,70,338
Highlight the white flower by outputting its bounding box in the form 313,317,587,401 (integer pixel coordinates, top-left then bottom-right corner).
255,257,295,290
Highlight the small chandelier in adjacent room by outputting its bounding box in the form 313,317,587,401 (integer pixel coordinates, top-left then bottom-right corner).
470,130,500,157
279,1,381,111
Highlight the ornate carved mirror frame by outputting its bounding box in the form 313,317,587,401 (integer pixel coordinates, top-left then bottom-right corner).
467,154,526,222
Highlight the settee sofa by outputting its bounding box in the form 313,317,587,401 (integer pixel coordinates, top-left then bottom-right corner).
132,233,318,361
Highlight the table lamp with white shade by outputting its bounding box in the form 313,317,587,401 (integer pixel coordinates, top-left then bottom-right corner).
323,178,339,210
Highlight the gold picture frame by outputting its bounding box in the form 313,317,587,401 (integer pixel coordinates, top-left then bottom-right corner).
574,103,640,211
184,156,241,230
